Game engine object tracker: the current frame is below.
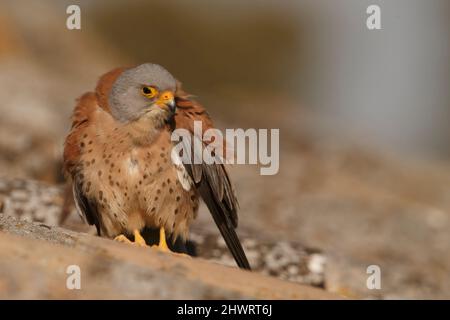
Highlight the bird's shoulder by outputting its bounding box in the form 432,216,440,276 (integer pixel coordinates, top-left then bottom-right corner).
174,90,214,132
63,92,102,175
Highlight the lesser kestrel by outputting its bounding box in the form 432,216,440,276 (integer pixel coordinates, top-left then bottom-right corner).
63,63,250,269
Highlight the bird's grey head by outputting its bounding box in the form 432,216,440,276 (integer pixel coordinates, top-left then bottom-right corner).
108,63,177,123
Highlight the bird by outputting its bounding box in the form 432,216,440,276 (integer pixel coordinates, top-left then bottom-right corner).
63,63,251,270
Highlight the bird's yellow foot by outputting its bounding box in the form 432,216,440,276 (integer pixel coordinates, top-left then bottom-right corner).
151,227,190,258
151,227,170,252
114,229,147,247
114,234,132,244
133,229,147,246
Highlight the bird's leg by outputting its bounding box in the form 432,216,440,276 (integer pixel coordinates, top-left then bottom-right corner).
114,229,147,247
152,227,170,252
133,229,147,246
151,227,190,258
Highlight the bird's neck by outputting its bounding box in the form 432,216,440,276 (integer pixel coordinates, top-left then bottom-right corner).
125,116,167,146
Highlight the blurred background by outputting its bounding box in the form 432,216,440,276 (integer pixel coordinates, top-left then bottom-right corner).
0,0,450,298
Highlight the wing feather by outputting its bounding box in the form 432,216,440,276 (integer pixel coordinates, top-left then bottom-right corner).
174,91,250,269
63,92,103,235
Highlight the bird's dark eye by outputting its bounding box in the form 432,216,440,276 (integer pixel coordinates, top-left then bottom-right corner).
142,87,151,94
141,86,157,98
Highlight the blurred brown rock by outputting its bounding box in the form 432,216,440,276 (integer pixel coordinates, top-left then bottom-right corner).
229,143,450,299
0,2,123,182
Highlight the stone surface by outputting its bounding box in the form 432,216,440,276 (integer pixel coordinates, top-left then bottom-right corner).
0,214,338,299
229,144,450,299
0,177,326,290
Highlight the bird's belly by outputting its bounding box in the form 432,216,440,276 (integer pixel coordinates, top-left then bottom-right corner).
80,144,198,240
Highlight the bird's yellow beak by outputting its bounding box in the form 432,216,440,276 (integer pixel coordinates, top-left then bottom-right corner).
156,91,176,113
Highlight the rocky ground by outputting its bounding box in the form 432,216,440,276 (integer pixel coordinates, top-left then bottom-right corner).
0,178,328,295
0,213,339,299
